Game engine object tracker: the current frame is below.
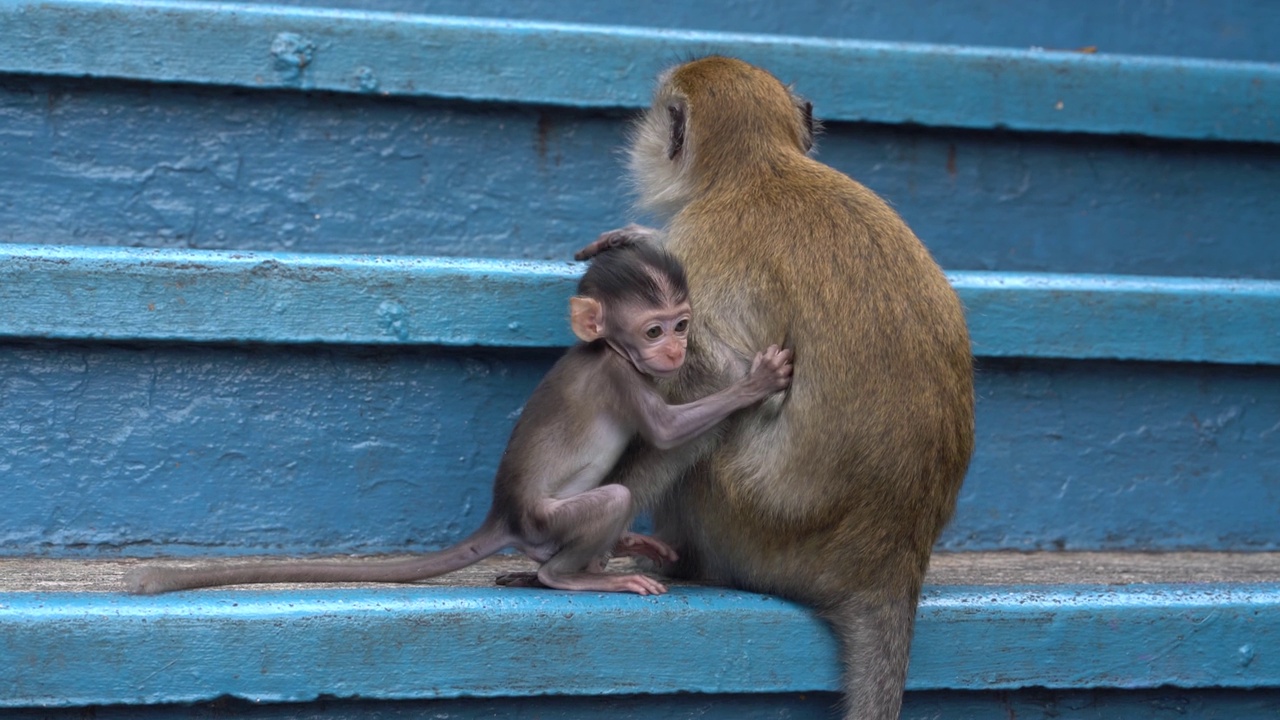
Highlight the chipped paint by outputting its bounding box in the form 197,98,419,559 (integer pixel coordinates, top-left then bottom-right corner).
270,32,316,81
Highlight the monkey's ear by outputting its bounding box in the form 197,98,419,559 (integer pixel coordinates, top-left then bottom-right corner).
785,85,817,153
569,296,606,342
666,101,687,160
799,100,815,152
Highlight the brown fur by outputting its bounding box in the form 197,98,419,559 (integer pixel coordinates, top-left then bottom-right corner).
606,56,975,719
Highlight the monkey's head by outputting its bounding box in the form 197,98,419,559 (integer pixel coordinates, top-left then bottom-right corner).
628,56,816,217
570,243,692,378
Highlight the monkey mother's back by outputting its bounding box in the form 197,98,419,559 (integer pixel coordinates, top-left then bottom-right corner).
678,155,969,376
675,153,973,503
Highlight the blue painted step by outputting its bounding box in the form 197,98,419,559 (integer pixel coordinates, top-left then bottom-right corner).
226,0,1280,65
4,1,1276,142
2,553,1278,713
0,244,1277,557
2,3,1278,280
3,244,1278,363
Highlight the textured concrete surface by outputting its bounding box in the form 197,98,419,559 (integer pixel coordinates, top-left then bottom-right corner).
3,552,1277,593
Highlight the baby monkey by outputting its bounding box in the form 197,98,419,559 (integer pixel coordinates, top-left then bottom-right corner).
128,242,792,596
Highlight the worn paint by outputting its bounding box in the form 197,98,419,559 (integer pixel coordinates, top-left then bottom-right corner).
2,75,1277,278
2,1,1278,143
956,272,1280,365
2,244,1277,364
0,583,1276,707
0,244,581,348
0,343,1276,556
954,358,1280,552
0,342,547,556
225,0,1280,65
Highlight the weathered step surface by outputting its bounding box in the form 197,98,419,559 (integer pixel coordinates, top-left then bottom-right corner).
6,1,1276,142
3,4,1278,279
2,552,1278,710
7,551,1280,592
4,243,1278,362
1,4,1275,717
1,244,1277,557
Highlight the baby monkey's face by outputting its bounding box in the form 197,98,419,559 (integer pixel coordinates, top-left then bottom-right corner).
621,300,692,378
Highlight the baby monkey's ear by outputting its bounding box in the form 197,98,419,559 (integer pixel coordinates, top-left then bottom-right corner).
569,296,606,343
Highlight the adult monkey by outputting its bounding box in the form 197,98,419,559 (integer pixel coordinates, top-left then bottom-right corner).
580,57,974,720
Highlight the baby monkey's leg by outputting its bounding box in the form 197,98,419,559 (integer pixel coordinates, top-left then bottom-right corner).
499,484,668,595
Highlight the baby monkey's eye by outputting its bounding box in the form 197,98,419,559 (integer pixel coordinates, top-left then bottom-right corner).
674,319,689,333
645,326,663,340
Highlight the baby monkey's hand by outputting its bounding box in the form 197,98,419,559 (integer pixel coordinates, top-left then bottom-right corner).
743,345,794,400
